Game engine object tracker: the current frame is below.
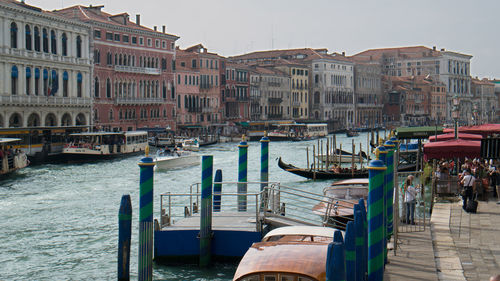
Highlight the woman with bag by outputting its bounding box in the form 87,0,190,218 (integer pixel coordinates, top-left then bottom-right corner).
404,176,419,225
461,169,476,212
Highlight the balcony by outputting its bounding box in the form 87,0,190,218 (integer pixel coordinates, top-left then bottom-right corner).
1,47,91,65
292,101,301,107
268,113,283,119
268,97,283,104
187,107,202,113
115,97,165,105
0,95,91,107
114,65,161,75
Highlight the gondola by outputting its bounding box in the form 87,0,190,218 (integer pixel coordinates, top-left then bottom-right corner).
346,130,359,137
277,157,417,180
277,157,368,180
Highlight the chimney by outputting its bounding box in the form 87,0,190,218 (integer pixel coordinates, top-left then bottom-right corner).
342,51,345,56
154,26,157,31
433,46,436,51
162,25,166,33
136,14,140,26
440,48,445,51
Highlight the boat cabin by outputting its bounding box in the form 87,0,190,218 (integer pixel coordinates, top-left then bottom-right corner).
0,138,29,175
63,131,147,156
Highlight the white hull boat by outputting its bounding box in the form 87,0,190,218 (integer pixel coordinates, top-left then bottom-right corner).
154,150,200,170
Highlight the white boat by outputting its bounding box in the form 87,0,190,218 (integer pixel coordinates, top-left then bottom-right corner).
154,149,200,170
63,131,147,157
0,138,29,176
181,138,200,152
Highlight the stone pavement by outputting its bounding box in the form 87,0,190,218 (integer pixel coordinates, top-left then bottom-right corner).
384,200,500,281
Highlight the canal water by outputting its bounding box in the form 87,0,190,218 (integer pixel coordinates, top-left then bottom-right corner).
0,133,374,280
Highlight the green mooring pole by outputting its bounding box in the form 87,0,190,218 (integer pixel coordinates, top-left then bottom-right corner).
367,148,386,281
260,133,270,192
238,135,248,212
200,155,213,267
138,147,155,281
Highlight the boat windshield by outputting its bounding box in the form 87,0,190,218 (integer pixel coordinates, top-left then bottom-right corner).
264,234,332,243
325,187,367,200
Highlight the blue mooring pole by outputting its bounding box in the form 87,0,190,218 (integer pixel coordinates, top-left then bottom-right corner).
377,145,388,265
358,198,368,281
386,138,398,240
238,136,248,212
367,149,387,281
200,155,213,267
118,194,132,281
354,207,364,281
334,229,344,243
138,147,155,281
345,221,356,281
326,242,346,281
213,169,222,212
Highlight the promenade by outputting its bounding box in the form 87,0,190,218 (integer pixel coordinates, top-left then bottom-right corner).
385,200,500,281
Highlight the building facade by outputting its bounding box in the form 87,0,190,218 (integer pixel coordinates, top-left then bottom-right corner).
55,5,179,132
471,78,496,124
248,66,290,120
223,62,250,122
353,63,383,128
275,63,309,120
0,0,92,128
174,49,200,129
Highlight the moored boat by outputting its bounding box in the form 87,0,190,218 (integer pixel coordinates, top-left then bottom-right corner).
278,157,368,180
181,138,200,152
346,130,359,137
313,178,369,229
63,131,147,158
154,148,200,170
233,226,340,281
0,138,29,176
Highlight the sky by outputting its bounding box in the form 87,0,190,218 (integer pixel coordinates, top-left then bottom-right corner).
28,0,500,79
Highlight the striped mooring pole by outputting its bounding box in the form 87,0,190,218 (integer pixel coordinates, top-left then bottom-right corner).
213,169,222,212
260,132,270,192
377,146,388,265
345,221,356,281
334,229,344,243
138,146,155,281
200,155,213,267
354,206,366,281
358,198,368,279
238,135,249,212
326,242,346,281
367,148,387,281
118,194,132,281
386,137,398,239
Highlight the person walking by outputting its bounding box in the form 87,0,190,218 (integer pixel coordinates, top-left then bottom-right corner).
404,176,419,225
461,169,476,212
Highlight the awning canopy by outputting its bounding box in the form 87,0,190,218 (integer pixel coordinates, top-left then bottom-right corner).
396,126,443,139
428,133,483,142
423,139,481,161
443,124,500,137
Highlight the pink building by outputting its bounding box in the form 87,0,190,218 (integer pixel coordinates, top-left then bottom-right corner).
223,62,250,121
54,5,179,132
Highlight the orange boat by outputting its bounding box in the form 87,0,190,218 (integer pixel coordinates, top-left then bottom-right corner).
312,178,368,230
233,226,341,281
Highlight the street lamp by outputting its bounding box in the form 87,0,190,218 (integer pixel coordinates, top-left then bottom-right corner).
452,94,460,139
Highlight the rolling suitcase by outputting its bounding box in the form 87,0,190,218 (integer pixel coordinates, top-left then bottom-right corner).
466,193,478,213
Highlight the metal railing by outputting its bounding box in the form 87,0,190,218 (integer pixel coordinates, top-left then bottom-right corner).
0,95,92,106
114,65,161,75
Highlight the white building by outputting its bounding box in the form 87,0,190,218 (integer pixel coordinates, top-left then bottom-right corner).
0,0,92,128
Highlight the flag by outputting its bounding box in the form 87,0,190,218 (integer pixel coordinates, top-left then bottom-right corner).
47,72,52,96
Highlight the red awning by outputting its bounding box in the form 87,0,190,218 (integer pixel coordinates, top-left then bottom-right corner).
428,133,483,142
442,124,500,137
423,139,481,161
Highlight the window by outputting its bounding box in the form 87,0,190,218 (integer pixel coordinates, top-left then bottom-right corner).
34,68,40,96
94,30,101,39
43,69,48,96
107,52,112,65
50,30,57,54
162,41,166,49
171,42,175,50
192,59,197,68
161,58,167,70
147,38,152,47
42,28,48,53
94,49,100,64
106,32,113,40
63,71,68,97
132,36,137,44
76,36,82,58
139,37,144,45
34,27,40,51
25,67,31,95
61,33,67,56
25,25,31,50
114,34,120,42
155,39,160,48
109,109,114,120
123,35,129,43
106,78,111,98
94,77,99,98
10,22,17,48
77,73,82,97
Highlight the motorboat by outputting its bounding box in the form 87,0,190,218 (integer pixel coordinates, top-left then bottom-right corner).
63,131,148,158
181,138,200,152
0,138,29,176
233,226,341,281
154,148,200,170
312,178,368,229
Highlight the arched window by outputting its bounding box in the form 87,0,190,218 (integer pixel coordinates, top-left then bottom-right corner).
11,66,18,95
43,69,48,96
10,22,18,48
119,54,122,65
34,27,40,51
61,33,67,56
42,28,48,53
26,67,31,95
50,70,59,96
77,73,82,97
50,30,57,54
62,71,68,97
94,77,99,98
34,68,40,96
109,109,114,121
106,78,111,98
76,36,82,58
9,113,22,127
25,25,32,50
